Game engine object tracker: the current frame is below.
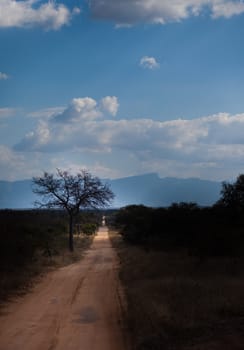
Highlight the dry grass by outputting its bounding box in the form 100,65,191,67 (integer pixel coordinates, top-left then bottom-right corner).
0,234,94,303
109,229,244,350
45,233,94,267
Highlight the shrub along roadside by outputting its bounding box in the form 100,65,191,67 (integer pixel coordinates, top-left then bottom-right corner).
109,229,244,350
0,209,96,303
114,204,244,258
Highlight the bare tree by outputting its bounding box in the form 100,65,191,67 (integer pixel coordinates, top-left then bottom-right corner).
32,169,114,251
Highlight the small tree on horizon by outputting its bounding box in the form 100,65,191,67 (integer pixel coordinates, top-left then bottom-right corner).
32,169,114,251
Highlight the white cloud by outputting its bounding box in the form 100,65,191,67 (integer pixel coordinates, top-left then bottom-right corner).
89,0,244,25
0,0,80,30
140,56,160,70
27,106,66,119
51,96,120,123
100,96,119,116
0,145,26,180
0,72,9,80
53,97,102,123
0,144,67,180
212,1,244,18
15,120,51,151
71,97,96,111
14,96,120,151
53,160,122,180
13,98,244,160
10,95,244,180
0,145,20,163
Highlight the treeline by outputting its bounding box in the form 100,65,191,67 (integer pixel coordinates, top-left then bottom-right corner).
113,174,244,258
110,175,244,350
114,204,244,257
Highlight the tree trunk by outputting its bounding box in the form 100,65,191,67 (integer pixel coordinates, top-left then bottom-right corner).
69,214,74,252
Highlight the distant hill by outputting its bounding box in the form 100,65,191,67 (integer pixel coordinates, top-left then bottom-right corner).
0,173,222,209
109,173,222,207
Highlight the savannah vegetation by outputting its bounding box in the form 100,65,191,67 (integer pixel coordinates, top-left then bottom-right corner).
0,208,101,303
0,169,114,303
110,174,244,350
33,169,114,251
0,169,114,302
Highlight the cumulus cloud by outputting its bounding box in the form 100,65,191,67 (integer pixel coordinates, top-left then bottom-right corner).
89,0,244,25
100,96,119,116
13,97,244,159
14,120,51,152
0,72,9,80
53,97,102,123
0,0,80,30
12,95,244,180
140,56,160,70
52,96,119,123
14,96,120,152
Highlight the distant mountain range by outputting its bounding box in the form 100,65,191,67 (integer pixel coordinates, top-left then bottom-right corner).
0,173,222,209
109,173,222,207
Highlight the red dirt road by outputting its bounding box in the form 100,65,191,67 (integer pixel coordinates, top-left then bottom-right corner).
0,227,128,350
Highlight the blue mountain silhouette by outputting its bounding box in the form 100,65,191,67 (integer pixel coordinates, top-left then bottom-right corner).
0,173,222,209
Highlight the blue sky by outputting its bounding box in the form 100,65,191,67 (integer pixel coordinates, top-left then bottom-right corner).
1,0,244,181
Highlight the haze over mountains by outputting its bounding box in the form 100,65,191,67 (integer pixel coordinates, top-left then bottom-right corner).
0,173,222,209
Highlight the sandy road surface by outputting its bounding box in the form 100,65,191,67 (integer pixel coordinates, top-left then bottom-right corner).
0,227,128,350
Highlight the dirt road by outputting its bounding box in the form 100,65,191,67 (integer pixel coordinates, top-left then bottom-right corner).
0,227,128,350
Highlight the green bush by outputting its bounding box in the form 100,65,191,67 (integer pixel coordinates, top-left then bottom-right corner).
82,223,98,235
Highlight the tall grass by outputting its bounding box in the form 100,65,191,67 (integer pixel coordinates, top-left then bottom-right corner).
110,230,244,350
